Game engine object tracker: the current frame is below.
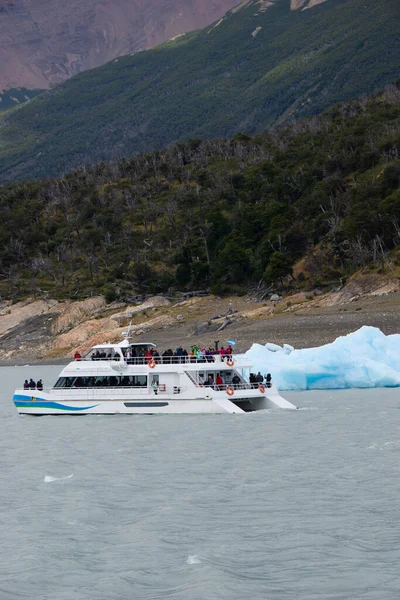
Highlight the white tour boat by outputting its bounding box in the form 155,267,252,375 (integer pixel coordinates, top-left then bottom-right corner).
13,338,297,415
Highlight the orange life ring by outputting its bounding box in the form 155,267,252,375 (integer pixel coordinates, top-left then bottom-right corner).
148,358,156,369
226,359,234,367
258,384,265,393
226,385,234,396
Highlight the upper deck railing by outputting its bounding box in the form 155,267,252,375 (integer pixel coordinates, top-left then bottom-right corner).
81,354,236,366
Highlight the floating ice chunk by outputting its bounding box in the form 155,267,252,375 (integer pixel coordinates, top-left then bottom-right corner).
244,326,400,390
186,555,202,565
283,344,294,354
44,474,74,483
264,342,283,352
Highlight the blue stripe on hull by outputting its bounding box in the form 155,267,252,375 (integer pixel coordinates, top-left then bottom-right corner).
14,393,46,402
13,394,170,413
14,401,99,411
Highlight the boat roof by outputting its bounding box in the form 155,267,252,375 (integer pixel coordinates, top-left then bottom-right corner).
91,341,156,349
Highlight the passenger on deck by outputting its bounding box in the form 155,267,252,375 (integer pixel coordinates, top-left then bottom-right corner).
23,380,29,390
205,375,214,388
249,373,256,388
151,380,159,395
36,379,43,391
74,352,82,361
162,349,170,364
265,373,272,388
216,374,223,390
232,374,240,387
29,378,36,390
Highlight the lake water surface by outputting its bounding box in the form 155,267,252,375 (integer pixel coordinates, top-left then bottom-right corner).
1,365,400,599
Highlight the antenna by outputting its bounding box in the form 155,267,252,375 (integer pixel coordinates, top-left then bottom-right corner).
122,321,133,340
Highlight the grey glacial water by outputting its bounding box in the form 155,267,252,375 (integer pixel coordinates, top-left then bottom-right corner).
1,365,400,599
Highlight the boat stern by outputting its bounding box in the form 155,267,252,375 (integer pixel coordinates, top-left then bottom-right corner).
211,384,297,412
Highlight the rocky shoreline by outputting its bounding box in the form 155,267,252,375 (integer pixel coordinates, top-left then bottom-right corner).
0,274,399,363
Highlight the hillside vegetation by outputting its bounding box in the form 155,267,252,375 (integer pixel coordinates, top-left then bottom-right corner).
0,88,399,302
0,88,42,113
0,0,399,182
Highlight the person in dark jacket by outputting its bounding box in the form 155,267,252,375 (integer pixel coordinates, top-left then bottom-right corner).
36,379,43,391
29,378,36,389
232,374,240,386
249,373,256,388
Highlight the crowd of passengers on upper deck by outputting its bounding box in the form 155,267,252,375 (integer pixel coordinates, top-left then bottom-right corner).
84,344,233,364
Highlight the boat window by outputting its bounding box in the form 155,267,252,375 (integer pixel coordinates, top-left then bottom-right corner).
53,376,148,388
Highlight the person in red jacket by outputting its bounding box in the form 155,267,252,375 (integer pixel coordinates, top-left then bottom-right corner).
216,374,223,390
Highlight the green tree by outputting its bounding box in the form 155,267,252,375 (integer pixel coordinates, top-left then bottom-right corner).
264,252,293,286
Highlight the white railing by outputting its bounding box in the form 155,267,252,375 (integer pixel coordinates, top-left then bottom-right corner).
79,354,235,365
16,382,266,397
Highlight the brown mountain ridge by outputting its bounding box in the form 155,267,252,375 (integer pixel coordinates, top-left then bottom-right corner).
0,0,241,92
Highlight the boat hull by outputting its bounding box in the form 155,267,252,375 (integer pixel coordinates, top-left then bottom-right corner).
13,387,296,415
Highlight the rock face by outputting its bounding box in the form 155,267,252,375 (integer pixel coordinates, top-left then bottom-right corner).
290,0,328,9
0,0,239,92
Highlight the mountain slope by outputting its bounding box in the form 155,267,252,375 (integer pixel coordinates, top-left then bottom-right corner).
0,0,239,92
0,0,399,183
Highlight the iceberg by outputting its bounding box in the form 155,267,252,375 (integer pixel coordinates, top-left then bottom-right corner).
243,326,400,390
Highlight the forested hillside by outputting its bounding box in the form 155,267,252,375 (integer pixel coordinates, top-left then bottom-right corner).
0,0,399,183
0,88,399,301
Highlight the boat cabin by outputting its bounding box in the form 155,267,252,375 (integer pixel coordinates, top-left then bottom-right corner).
83,341,156,362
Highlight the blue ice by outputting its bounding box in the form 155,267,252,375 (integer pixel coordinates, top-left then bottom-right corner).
244,326,400,390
